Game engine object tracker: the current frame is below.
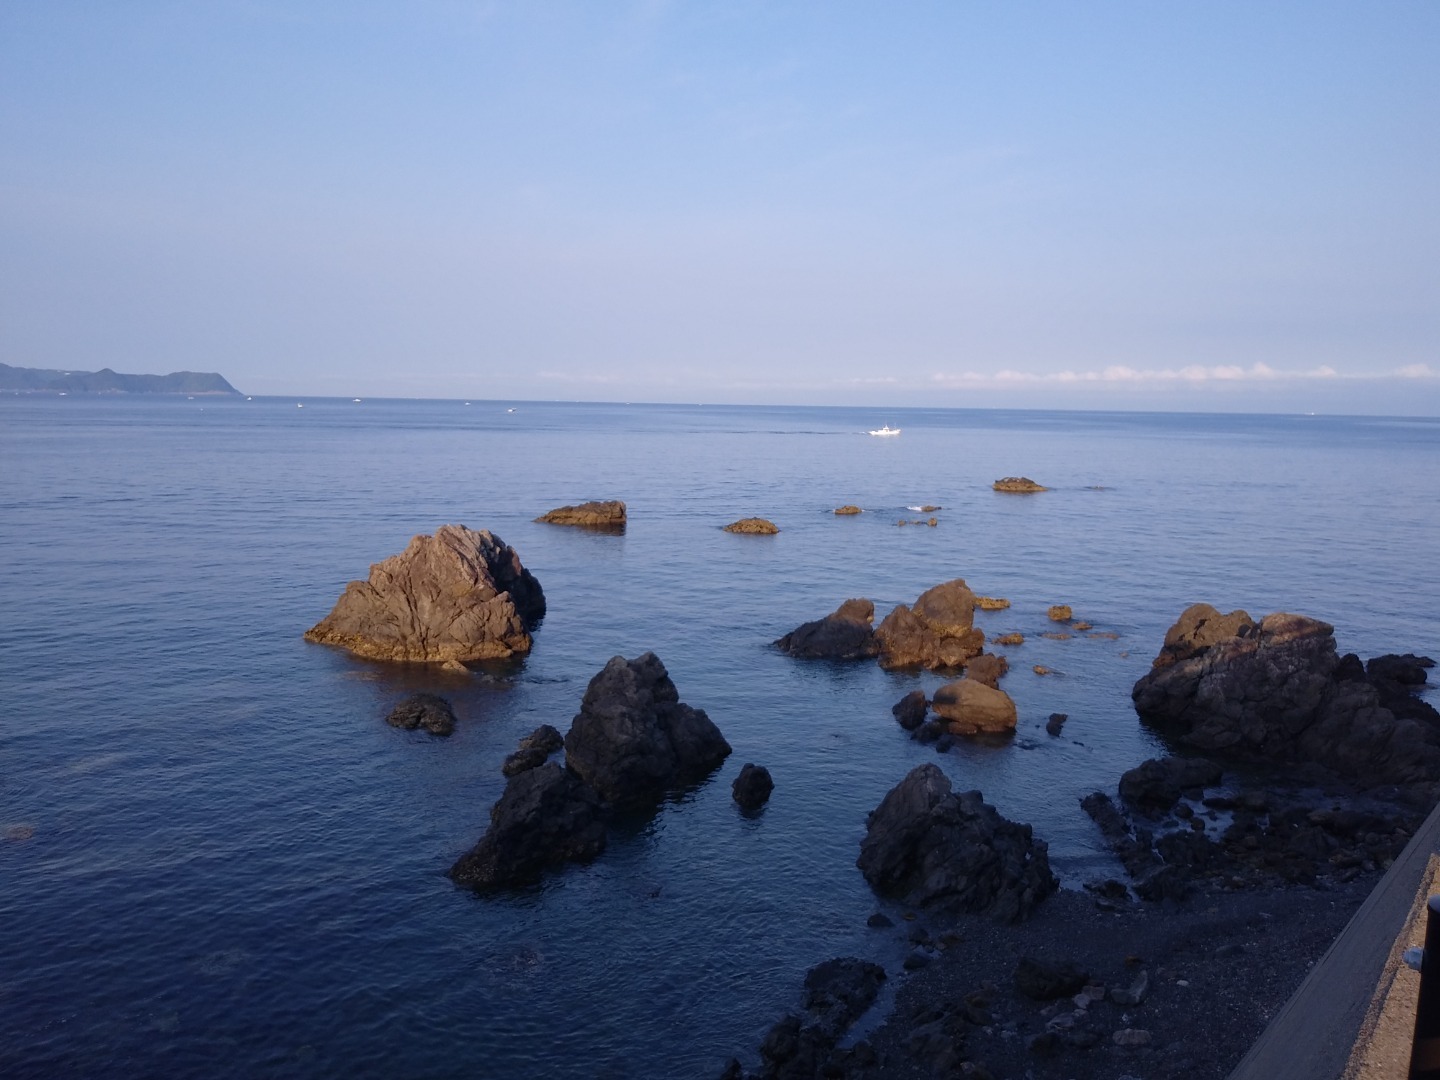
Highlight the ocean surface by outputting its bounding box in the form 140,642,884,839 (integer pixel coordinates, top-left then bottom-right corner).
2,397,1438,1078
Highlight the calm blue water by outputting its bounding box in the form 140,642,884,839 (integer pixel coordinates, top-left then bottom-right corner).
2,397,1437,1078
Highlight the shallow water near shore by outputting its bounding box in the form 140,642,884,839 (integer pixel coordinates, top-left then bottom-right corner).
1,398,1437,1078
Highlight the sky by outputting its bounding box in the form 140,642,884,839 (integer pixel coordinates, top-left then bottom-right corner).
2,1,1437,413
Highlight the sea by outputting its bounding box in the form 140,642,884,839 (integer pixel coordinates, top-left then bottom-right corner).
2,396,1438,1078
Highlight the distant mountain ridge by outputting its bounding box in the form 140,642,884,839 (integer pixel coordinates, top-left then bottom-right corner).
0,363,241,396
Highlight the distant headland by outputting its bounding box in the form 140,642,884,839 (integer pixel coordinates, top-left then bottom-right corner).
0,362,241,396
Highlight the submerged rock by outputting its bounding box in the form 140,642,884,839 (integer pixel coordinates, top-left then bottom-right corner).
385,693,457,736
535,500,626,529
304,525,545,662
564,652,731,807
857,763,1057,920
723,517,779,534
774,598,879,660
448,763,607,888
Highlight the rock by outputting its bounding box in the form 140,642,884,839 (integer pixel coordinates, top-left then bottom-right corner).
1045,713,1067,736
857,764,1057,920
1046,605,1072,622
723,517,779,534
501,724,565,776
903,948,932,970
1133,863,1191,902
440,659,470,674
803,957,887,1034
993,477,1047,493
964,652,1009,689
448,763,607,888
833,505,863,515
1113,1028,1152,1048
992,632,1024,646
1110,969,1150,1006
563,653,731,808
733,763,774,811
976,596,1011,611
534,499,626,530
875,579,986,670
866,912,894,928
892,690,929,730
917,504,941,512
1014,957,1089,1001
930,679,1018,735
385,693,457,736
1133,604,1440,786
305,525,545,662
1118,756,1223,814
775,598,879,660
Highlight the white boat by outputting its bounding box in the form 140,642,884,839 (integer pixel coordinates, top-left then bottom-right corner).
868,425,900,437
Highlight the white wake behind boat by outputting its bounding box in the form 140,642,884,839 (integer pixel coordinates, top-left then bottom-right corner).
868,425,901,437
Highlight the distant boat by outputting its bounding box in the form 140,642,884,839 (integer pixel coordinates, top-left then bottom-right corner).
297,403,303,408
246,397,253,401
353,398,362,403
507,408,516,413
868,425,900,437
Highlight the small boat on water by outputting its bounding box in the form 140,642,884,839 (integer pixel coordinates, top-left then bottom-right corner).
868,425,900,437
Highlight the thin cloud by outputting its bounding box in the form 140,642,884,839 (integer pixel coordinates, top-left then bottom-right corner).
931,363,1427,388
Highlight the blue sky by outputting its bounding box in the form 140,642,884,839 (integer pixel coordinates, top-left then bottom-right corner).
2,1,1437,412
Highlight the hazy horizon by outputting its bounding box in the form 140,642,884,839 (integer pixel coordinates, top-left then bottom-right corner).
3,2,1436,415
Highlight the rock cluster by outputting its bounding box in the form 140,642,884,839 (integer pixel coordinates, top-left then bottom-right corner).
385,693,457,736
993,477,1047,493
535,500,626,530
724,517,780,534
305,525,545,662
450,653,731,888
1132,603,1440,788
857,764,1057,920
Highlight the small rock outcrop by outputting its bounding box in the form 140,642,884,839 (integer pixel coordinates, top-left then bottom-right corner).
774,598,880,660
993,477,1047,493
564,652,731,807
385,693,457,736
535,500,626,530
305,525,545,662
976,596,1011,611
733,763,774,811
1132,603,1440,787
891,690,929,730
874,579,986,670
833,505,862,515
448,763,607,888
857,764,1057,920
1047,605,1073,622
930,678,1018,735
501,724,566,776
964,652,1009,689
1117,756,1224,815
724,517,779,534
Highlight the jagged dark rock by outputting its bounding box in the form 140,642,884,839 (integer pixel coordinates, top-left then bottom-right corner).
563,652,731,807
1117,756,1224,815
501,724,565,776
733,763,775,811
775,599,879,660
891,690,929,730
874,579,986,671
385,693,457,736
857,764,1057,920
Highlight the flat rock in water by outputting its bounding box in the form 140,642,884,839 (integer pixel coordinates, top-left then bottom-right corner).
993,476,1047,493
563,652,731,807
833,505,863,515
534,500,626,530
385,693,457,736
723,517,779,534
304,524,545,662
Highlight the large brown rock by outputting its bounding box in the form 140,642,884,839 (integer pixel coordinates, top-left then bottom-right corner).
535,500,626,529
856,764,1057,920
563,652,731,807
724,517,779,534
1133,603,1440,787
775,598,879,660
931,678,1018,735
448,763,606,888
304,525,545,662
993,477,1047,493
964,652,1009,689
875,579,985,670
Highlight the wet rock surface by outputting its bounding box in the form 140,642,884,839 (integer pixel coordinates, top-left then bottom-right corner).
501,724,565,776
857,764,1057,920
775,599,880,660
305,524,545,662
534,499,627,530
733,763,775,811
385,693,457,736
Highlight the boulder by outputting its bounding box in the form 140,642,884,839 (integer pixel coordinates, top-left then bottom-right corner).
931,678,1018,735
733,763,774,811
964,652,1009,689
448,763,607,888
535,500,626,530
1047,605,1073,622
304,525,545,662
385,693,457,736
856,764,1057,920
993,477,1047,493
833,505,863,515
723,517,779,534
563,653,731,807
891,690,929,730
875,579,986,670
1045,713,1068,736
774,598,879,660
501,724,566,776
1014,957,1089,1001
1132,604,1440,786
1118,756,1223,814
803,958,887,1035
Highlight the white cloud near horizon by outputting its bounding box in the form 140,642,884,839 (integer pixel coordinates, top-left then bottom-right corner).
930,363,1434,389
